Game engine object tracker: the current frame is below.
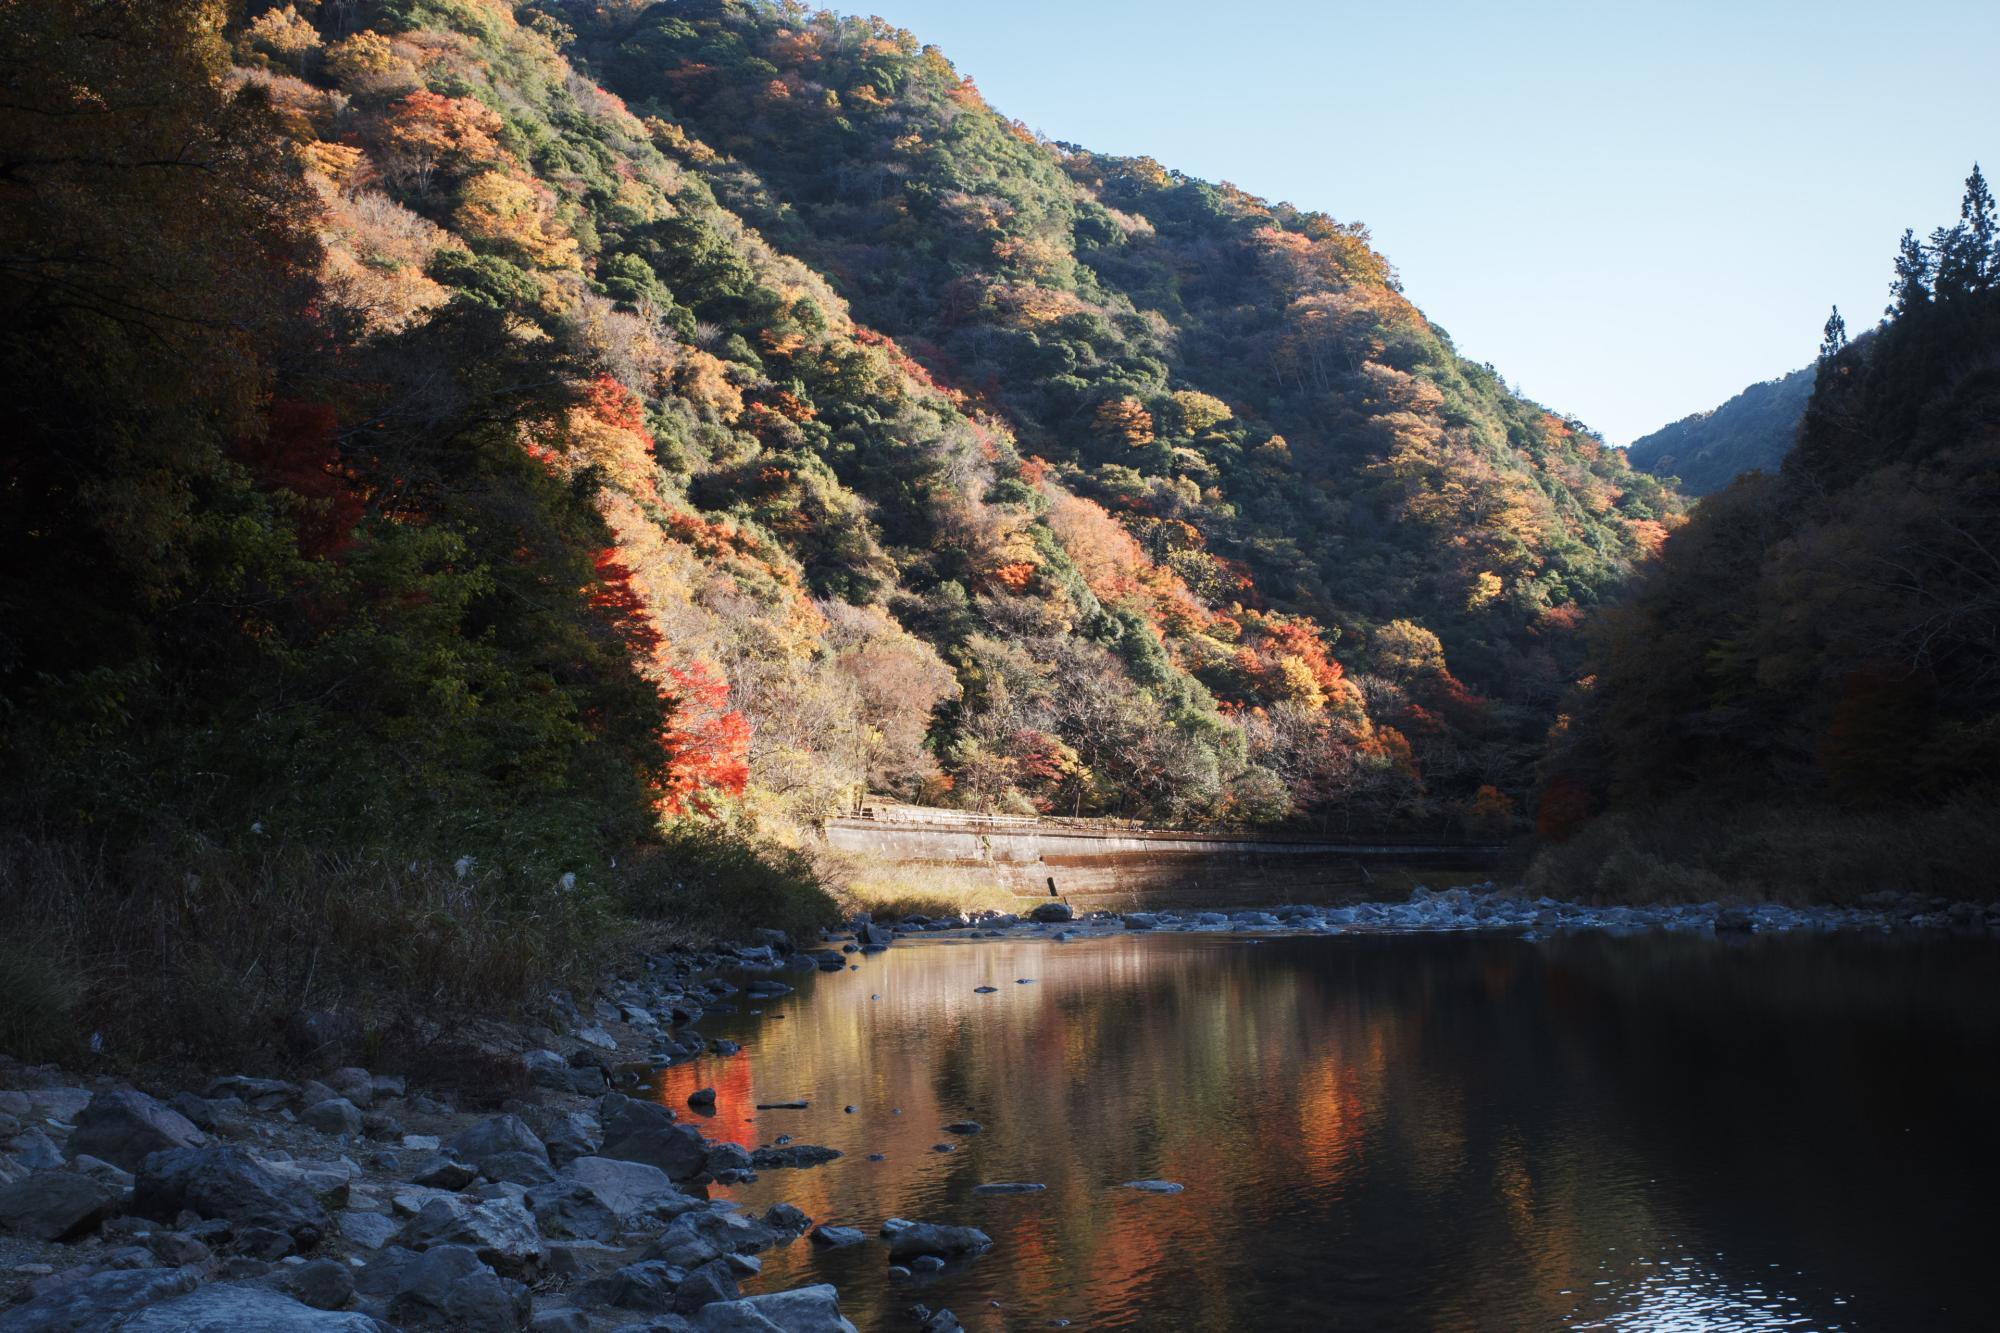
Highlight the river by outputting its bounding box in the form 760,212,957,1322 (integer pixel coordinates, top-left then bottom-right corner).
649,927,1999,1330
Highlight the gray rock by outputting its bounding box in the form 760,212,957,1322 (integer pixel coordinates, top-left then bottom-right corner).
204,1076,299,1112
971,1182,1046,1195
577,1258,685,1313
66,1089,207,1172
535,1110,600,1168
386,1244,530,1329
884,1222,992,1262
167,1093,224,1133
855,923,894,950
1028,903,1073,924
673,1257,740,1313
597,1095,709,1184
410,1155,476,1190
71,1153,136,1191
391,1194,544,1278
0,1267,201,1333
1120,912,1160,930
644,1209,787,1269
133,1146,329,1246
747,1144,839,1170
446,1115,550,1180
563,1155,688,1220
477,1150,557,1187
24,1087,92,1124
529,1311,592,1333
301,1099,363,1138
11,1128,65,1170
1120,1179,1184,1193
691,1283,857,1333
941,1121,981,1135
918,1308,964,1333
337,1210,398,1250
273,1256,357,1310
145,1230,213,1267
685,1088,717,1112
807,1225,863,1247
0,1169,118,1240
118,1281,382,1330
324,1069,376,1110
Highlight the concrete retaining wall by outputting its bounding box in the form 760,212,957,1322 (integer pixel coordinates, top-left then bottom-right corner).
821,817,1500,910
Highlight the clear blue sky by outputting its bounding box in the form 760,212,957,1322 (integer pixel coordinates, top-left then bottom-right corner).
851,0,2000,444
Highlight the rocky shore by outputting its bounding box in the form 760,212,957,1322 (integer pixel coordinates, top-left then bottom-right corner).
3,883,1992,1331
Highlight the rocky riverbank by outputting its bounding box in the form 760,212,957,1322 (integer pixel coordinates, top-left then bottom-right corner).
3,883,1993,1331
0,937,990,1333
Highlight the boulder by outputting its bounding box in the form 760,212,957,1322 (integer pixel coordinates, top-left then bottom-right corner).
385,1243,530,1329
1120,912,1160,930
24,1088,93,1124
323,1068,377,1109
883,1221,992,1262
133,1146,329,1247
645,1208,789,1269
390,1194,544,1279
71,1154,136,1191
272,1256,358,1310
597,1095,710,1183
204,1076,299,1112
528,1156,692,1242
691,1284,857,1333
338,1211,398,1250
119,1281,381,1330
66,1089,207,1172
475,1150,556,1187
673,1257,741,1314
11,1128,65,1170
577,1258,685,1313
685,1088,717,1112
409,1155,477,1190
532,1110,600,1168
0,1267,200,1333
446,1115,550,1179
807,1225,864,1247
1028,903,1073,924
0,1169,118,1240
1120,1179,1185,1193
301,1098,363,1138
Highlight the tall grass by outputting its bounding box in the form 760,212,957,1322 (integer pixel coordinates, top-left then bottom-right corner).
1527,795,2000,904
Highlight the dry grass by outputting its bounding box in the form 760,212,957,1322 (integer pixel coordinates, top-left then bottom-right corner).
0,835,599,1071
1528,795,2000,904
830,855,1024,920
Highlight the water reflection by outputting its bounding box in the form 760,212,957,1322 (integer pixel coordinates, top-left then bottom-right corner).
651,931,2000,1330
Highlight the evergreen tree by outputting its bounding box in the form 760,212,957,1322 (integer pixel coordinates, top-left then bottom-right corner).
1933,164,1995,298
1819,305,1848,360
1888,228,1932,318
1961,162,1996,288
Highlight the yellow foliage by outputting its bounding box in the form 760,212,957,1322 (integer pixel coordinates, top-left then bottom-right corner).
454,171,579,270
1169,389,1232,435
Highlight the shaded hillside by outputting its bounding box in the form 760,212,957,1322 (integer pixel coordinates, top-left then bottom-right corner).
1626,366,1813,495
1534,167,2000,902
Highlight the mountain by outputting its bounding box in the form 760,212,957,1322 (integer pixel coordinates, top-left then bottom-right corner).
1625,366,1813,495
1534,167,2000,902
565,0,1681,807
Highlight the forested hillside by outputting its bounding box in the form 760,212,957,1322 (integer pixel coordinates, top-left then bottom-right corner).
1535,167,2000,901
565,0,1680,827
1626,366,1813,495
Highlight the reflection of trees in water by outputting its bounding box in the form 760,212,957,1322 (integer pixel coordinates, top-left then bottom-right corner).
667,934,1988,1329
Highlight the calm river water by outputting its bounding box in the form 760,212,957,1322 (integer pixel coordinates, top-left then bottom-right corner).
652,930,1999,1330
